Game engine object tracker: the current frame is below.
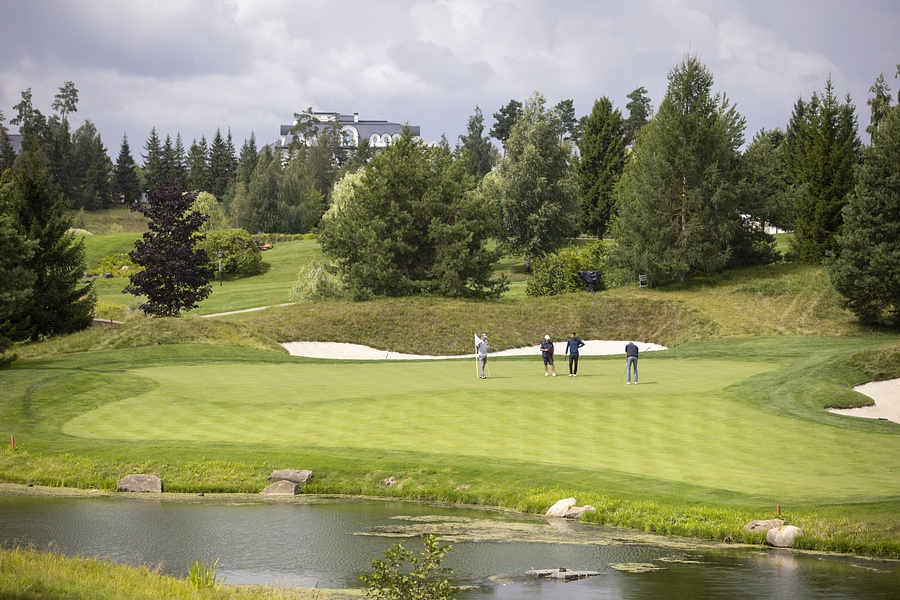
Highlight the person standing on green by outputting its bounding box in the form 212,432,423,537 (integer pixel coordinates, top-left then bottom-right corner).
625,341,639,384
565,332,585,377
476,333,489,379
540,335,557,377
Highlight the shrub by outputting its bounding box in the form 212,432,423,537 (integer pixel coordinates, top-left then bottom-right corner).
525,241,607,296
90,253,141,277
188,557,225,590
196,229,262,278
290,261,346,301
361,533,455,600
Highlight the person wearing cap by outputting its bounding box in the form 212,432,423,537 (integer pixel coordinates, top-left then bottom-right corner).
565,332,585,377
540,334,557,377
476,333,489,379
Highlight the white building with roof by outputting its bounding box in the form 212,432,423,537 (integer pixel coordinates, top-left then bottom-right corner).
272,112,420,151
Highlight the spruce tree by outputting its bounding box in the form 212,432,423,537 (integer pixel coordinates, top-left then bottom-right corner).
827,104,900,325
115,134,143,203
575,97,627,238
624,86,652,145
786,78,861,263
187,136,210,192
3,144,95,339
0,214,37,368
610,55,746,284
493,91,578,272
456,106,498,179
0,110,16,173
142,127,164,186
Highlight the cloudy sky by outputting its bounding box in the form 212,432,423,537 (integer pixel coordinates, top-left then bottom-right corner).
1,0,897,156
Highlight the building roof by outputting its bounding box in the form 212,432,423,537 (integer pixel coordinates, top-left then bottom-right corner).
273,112,420,149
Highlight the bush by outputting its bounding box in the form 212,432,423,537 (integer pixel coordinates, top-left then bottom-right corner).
361,533,455,600
90,253,141,277
196,229,262,278
290,261,346,301
525,241,607,296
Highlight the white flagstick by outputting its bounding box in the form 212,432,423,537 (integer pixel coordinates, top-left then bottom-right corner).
474,333,481,380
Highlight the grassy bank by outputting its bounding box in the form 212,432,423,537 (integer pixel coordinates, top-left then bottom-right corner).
0,545,359,599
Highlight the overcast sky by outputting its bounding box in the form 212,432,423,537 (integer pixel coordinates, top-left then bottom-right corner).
2,0,898,156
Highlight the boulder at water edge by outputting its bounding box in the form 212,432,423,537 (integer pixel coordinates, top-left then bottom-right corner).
261,480,300,495
564,505,596,519
267,469,314,485
546,498,578,517
766,525,803,548
744,519,784,532
117,474,163,493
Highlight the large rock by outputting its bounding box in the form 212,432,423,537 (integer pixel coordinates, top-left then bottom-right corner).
744,519,784,532
564,505,596,519
261,480,300,496
766,525,803,548
267,469,314,485
117,474,163,493
546,498,577,517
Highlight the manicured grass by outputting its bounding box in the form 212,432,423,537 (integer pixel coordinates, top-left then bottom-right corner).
4,332,900,556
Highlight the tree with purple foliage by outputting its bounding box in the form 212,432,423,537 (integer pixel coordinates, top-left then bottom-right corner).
124,182,212,317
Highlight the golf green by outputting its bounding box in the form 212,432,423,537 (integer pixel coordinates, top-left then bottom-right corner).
60,356,900,502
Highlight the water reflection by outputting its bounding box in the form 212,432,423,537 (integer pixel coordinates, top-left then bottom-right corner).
1,494,898,599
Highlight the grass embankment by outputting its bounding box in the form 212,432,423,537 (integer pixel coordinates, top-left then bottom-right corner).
0,545,359,600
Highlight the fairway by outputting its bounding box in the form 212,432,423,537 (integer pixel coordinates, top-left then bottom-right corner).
59,355,900,502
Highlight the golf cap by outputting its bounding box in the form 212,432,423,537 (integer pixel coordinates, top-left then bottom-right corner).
544,335,550,340
481,333,487,339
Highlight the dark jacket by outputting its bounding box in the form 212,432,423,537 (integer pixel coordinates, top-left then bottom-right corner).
625,342,639,357
566,338,585,355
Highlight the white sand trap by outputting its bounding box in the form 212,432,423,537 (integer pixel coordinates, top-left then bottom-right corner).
828,379,900,425
280,340,667,361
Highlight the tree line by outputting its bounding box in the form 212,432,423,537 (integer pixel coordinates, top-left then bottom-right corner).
2,54,900,369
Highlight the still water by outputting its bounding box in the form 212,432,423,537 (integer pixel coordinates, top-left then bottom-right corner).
1,494,898,599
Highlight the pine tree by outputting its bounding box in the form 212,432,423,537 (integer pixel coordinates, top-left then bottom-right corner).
456,106,498,179
866,73,893,145
610,55,746,284
115,134,143,203
3,146,95,339
142,127,164,186
0,214,37,368
0,110,16,173
490,99,523,152
236,132,259,187
493,91,578,271
208,129,232,198
827,104,900,325
787,78,861,263
575,97,627,238
187,136,210,192
624,86,652,145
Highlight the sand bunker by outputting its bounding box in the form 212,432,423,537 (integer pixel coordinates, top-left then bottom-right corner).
828,379,900,425
280,340,667,361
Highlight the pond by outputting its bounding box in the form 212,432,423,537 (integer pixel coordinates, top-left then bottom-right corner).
1,494,898,599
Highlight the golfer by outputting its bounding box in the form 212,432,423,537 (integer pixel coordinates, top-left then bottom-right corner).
476,333,489,379
565,332,585,377
625,341,639,384
540,335,557,377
